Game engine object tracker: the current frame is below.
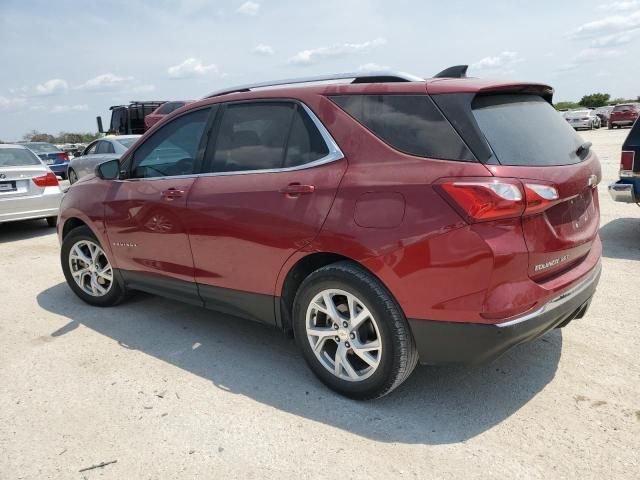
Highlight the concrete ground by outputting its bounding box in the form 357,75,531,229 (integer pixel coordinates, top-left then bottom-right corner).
1,128,638,479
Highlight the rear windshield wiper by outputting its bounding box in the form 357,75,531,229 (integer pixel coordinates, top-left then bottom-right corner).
576,141,592,156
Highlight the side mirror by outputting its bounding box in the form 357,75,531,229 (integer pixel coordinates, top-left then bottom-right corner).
96,116,104,134
95,159,122,180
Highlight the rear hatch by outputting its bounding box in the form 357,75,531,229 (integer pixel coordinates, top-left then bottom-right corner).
0,148,55,204
432,91,601,281
611,104,639,124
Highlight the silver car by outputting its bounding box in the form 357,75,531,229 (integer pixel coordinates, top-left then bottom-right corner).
0,144,63,226
67,135,140,184
562,110,601,130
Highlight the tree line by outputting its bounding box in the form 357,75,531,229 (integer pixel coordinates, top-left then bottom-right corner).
0,130,102,144
555,93,640,110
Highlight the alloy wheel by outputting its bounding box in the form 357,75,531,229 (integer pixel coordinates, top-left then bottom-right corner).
68,240,113,297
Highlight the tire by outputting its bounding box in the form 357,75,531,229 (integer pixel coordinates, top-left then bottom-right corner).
46,216,57,227
292,261,418,400
608,123,613,130
60,225,127,307
68,169,78,184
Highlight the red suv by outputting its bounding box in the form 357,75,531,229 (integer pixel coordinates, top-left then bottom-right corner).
608,103,640,129
58,67,602,399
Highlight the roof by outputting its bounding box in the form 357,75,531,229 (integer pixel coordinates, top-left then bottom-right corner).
0,143,28,149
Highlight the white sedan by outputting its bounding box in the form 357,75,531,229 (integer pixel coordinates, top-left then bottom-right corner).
562,110,601,130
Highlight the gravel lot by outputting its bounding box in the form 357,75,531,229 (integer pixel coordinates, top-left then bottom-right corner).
1,128,638,479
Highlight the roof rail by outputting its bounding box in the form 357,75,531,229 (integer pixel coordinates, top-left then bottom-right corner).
204,71,424,98
433,65,468,79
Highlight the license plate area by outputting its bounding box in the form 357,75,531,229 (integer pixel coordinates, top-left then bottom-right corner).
0,181,17,192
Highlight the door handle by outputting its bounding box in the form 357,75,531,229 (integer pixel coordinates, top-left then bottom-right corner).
279,184,315,196
161,188,185,200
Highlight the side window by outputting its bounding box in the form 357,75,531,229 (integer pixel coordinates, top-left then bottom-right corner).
130,108,211,178
96,141,114,154
84,142,98,155
330,94,475,161
211,102,294,173
283,107,329,168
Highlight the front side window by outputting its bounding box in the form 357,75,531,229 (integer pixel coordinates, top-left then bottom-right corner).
130,108,211,178
208,101,331,173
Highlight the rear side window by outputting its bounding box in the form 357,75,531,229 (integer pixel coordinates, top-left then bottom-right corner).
96,141,115,154
284,107,329,168
473,95,584,166
0,148,41,167
330,94,475,161
157,102,186,115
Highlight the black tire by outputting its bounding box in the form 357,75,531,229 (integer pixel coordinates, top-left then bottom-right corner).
292,261,418,400
68,169,77,184
46,216,57,227
60,225,127,307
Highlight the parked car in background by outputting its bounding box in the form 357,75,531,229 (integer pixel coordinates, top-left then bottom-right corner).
144,101,194,130
608,118,640,204
67,135,140,184
21,142,70,179
563,110,601,130
97,101,167,135
594,106,613,126
0,144,62,226
58,68,602,399
608,104,640,129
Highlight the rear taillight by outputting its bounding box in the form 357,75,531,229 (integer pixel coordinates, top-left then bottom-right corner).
621,151,635,172
55,152,69,161
436,178,561,223
32,172,59,187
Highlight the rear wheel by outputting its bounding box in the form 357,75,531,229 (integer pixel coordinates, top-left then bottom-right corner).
293,261,418,400
61,226,126,307
68,169,78,184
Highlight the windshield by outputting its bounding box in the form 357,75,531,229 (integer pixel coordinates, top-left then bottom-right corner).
0,148,42,167
24,143,60,154
117,138,139,148
473,95,584,166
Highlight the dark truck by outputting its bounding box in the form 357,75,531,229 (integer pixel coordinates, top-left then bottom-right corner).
97,101,167,135
608,118,640,204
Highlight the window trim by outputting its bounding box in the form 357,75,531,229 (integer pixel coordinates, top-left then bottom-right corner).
201,99,343,177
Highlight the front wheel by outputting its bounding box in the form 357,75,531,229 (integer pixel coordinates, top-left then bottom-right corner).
293,261,418,400
61,225,127,307
68,169,78,184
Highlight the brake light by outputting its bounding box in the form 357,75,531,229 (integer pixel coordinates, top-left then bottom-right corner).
437,179,562,222
32,172,59,187
621,151,635,172
55,152,69,161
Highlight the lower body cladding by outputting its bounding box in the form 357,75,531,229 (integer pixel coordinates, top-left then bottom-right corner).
608,179,638,203
408,263,601,365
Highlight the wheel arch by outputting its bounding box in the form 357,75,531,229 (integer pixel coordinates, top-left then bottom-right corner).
61,216,89,240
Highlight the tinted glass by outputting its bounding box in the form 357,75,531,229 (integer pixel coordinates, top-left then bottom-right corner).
330,94,474,161
131,108,210,178
157,102,185,115
284,107,329,168
25,143,60,154
84,142,98,155
612,104,633,112
0,148,41,167
473,95,585,166
117,137,138,148
96,141,115,154
212,102,294,172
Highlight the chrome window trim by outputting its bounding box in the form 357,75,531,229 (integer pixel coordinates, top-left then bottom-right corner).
120,101,344,182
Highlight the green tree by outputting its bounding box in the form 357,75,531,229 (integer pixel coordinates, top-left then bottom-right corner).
22,130,55,143
578,93,610,108
554,101,580,110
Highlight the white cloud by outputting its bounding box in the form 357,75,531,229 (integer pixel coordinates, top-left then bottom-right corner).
569,10,640,39
358,62,390,72
35,79,68,96
471,51,522,71
237,1,260,15
51,104,88,113
289,38,387,66
252,43,274,55
0,96,26,110
168,58,219,79
78,73,134,91
598,1,640,12
590,31,635,47
554,48,623,73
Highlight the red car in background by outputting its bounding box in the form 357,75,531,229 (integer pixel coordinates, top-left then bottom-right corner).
144,100,194,130
608,103,640,129
58,67,602,399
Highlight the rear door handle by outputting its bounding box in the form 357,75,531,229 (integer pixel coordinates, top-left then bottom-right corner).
279,184,315,196
161,188,185,200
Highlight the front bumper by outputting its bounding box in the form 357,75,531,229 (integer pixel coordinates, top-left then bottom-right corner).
608,180,637,203
408,263,601,365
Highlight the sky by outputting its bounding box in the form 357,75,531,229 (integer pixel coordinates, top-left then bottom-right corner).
1,0,639,141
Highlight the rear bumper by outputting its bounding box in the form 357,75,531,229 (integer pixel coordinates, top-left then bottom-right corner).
610,120,635,126
0,188,62,223
408,263,601,365
608,180,638,203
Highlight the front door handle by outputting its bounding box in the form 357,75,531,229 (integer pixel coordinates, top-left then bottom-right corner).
279,184,315,196
161,188,185,200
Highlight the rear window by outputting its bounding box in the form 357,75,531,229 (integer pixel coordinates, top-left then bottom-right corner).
0,148,42,167
24,143,59,154
117,138,138,148
157,102,185,115
330,94,475,161
472,95,584,166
